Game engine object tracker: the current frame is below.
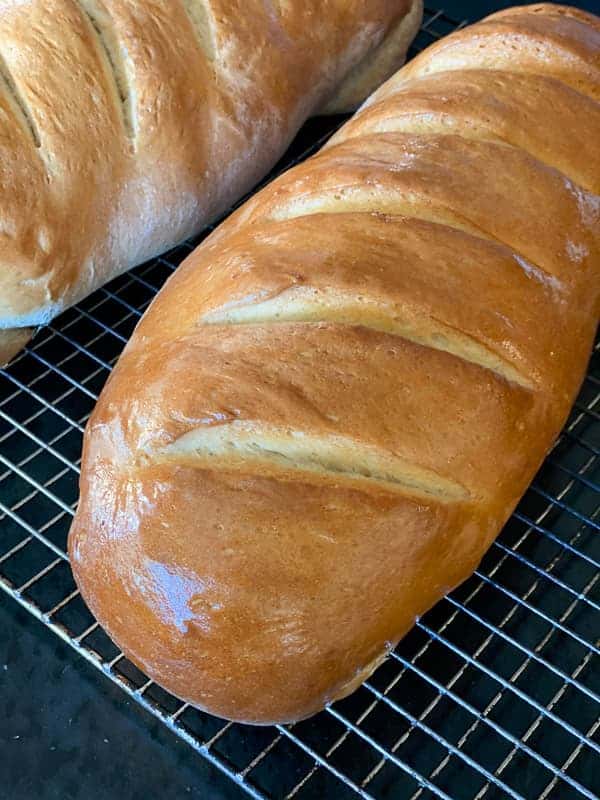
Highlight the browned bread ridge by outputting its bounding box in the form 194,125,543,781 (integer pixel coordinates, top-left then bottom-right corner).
69,4,600,724
0,0,423,364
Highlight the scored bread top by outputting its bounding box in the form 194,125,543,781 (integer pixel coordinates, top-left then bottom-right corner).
0,0,421,333
69,4,600,724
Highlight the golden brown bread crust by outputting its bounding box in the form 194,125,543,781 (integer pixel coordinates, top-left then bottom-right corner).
69,4,600,724
322,0,425,112
0,0,421,340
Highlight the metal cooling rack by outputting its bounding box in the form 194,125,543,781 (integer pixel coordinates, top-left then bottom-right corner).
1,6,599,799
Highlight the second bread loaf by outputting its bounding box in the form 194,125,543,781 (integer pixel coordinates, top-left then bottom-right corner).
0,0,422,361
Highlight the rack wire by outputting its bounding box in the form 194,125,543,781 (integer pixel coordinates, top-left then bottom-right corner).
1,6,599,799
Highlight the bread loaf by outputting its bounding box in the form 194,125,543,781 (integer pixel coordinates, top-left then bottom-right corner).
69,3,600,724
0,0,422,365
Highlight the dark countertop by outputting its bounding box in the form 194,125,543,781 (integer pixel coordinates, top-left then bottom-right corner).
433,0,599,15
0,594,235,800
2,2,599,799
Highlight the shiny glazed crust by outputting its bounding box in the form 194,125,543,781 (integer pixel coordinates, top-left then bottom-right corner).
0,0,421,336
69,4,600,724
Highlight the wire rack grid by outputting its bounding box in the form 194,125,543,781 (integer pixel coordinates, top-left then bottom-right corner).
1,6,599,800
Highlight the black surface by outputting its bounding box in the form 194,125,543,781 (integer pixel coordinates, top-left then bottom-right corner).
439,0,600,15
1,3,599,800
0,593,239,800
